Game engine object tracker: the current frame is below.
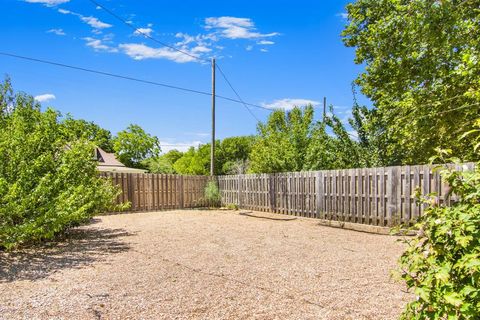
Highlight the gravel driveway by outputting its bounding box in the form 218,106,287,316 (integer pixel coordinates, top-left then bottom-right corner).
0,210,411,319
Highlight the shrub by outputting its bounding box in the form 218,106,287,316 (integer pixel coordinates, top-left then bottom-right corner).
396,152,480,318
204,180,221,207
0,79,122,250
225,203,239,210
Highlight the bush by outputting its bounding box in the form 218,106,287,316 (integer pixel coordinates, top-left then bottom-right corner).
0,79,121,250
204,180,221,207
396,153,480,318
225,203,239,210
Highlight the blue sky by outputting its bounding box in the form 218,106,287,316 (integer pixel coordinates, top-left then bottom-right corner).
0,0,368,152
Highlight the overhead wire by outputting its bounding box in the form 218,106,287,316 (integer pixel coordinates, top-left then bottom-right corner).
89,0,269,119
87,0,207,64
0,51,269,110
215,63,261,121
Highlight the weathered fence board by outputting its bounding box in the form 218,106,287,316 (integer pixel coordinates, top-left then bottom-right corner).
217,163,476,227
101,172,210,212
101,163,475,226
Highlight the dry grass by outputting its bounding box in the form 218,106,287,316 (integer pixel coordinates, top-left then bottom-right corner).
0,210,411,319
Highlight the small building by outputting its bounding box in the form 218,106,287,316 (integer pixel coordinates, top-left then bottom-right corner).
95,147,146,173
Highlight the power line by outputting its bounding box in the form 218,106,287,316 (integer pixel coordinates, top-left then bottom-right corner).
0,52,210,96
90,0,271,115
0,51,270,110
88,0,207,63
215,63,261,121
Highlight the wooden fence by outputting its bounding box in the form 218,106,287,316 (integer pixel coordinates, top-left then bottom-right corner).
101,173,211,212
217,163,476,226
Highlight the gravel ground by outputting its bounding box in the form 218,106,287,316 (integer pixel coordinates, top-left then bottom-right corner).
0,210,411,319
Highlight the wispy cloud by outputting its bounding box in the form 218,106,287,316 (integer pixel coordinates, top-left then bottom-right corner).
57,8,70,14
260,48,268,53
83,37,118,52
57,8,112,30
81,16,112,29
133,27,154,37
34,93,56,103
262,98,320,110
47,28,66,36
25,0,69,6
257,40,274,45
205,16,279,40
337,12,348,20
118,43,198,63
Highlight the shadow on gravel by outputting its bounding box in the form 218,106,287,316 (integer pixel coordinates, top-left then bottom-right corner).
0,226,132,283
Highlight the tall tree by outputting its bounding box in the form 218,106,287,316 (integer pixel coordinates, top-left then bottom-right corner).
250,106,315,173
217,136,256,174
342,0,480,164
62,117,114,152
144,149,183,174
113,124,160,168
173,144,212,175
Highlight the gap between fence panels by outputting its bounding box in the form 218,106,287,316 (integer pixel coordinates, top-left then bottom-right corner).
100,162,475,228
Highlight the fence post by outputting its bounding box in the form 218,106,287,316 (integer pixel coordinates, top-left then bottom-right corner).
238,174,243,208
269,174,276,212
387,166,400,226
179,175,184,209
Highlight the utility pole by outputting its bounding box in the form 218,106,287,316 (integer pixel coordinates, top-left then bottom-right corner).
323,96,327,123
210,58,216,176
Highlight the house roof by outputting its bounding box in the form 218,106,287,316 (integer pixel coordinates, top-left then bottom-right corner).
96,147,146,173
96,147,125,167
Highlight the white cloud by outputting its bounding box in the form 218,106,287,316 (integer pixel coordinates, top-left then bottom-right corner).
262,98,320,110
34,93,56,103
258,40,274,45
47,28,66,36
260,48,268,52
246,45,253,51
133,27,154,37
119,43,198,63
57,8,70,14
205,16,279,40
160,141,203,153
57,8,111,30
81,16,112,29
337,12,348,19
83,37,118,52
25,0,69,6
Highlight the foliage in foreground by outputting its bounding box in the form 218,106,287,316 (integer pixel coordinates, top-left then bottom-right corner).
396,123,480,318
0,79,121,250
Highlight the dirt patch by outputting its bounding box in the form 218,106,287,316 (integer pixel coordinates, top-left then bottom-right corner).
0,210,411,319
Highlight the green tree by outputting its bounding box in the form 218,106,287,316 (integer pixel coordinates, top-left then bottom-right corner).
218,136,255,174
250,105,364,173
0,78,121,249
173,144,212,175
250,106,315,173
62,117,114,152
342,0,480,165
113,124,160,169
144,149,184,174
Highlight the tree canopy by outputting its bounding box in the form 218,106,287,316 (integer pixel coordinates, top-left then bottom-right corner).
342,0,480,165
113,124,161,169
249,105,366,173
